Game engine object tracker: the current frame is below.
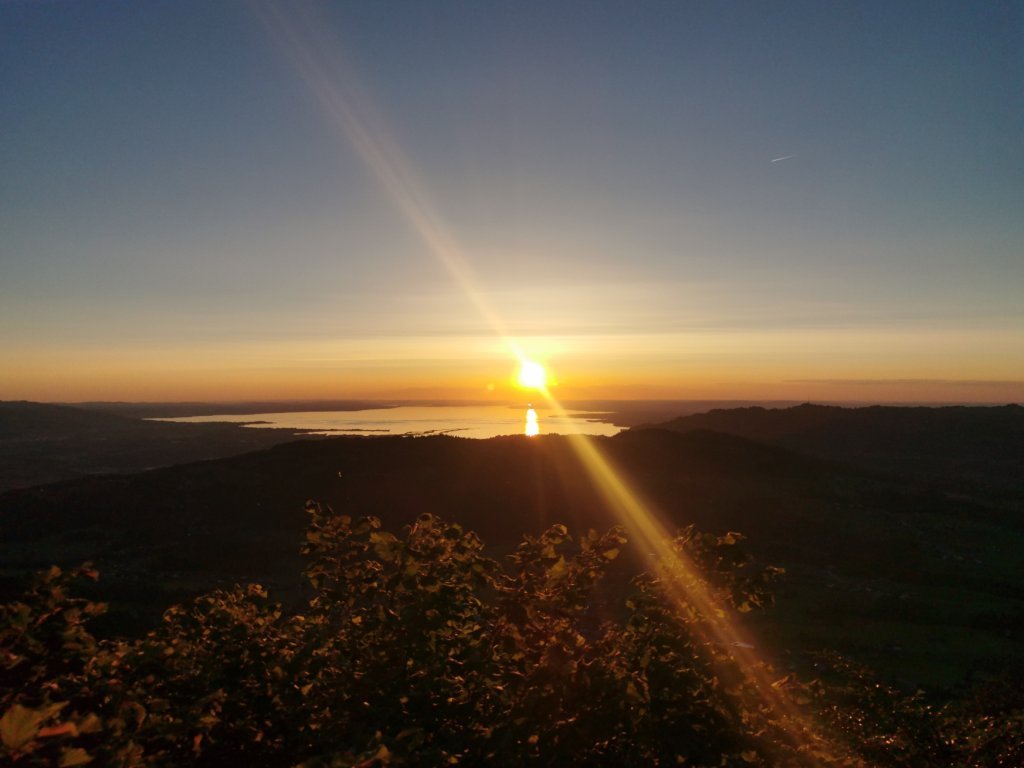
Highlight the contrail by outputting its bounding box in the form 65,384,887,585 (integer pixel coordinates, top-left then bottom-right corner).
771,154,795,163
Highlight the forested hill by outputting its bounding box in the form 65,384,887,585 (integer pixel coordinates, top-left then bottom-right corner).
0,401,313,492
642,403,1024,497
4,425,1023,688
1,428,846,570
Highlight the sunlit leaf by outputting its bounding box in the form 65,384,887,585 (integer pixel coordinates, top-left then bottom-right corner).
59,747,93,767
1,702,66,750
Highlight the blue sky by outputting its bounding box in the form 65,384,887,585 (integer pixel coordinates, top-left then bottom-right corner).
1,1,1022,401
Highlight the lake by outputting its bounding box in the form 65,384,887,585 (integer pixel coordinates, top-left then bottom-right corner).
152,405,622,440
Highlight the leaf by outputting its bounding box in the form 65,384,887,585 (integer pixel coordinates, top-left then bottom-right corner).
546,556,568,582
77,714,102,735
59,747,93,766
602,548,620,560
625,681,645,702
1,702,66,750
371,531,399,559
38,721,78,738
721,532,744,546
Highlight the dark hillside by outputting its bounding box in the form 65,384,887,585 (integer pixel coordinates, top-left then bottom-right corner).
3,427,1022,686
0,400,315,491
645,403,1024,498
0,428,847,558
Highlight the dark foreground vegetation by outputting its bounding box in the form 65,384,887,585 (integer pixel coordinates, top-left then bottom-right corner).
3,504,1022,767
5,420,1023,691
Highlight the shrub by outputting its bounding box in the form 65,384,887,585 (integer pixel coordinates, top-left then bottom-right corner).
3,501,1020,766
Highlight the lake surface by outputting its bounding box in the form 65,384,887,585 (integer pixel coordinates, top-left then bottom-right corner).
153,405,622,440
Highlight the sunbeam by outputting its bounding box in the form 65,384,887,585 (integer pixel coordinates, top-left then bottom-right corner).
537,382,837,762
254,2,528,366
255,6,839,762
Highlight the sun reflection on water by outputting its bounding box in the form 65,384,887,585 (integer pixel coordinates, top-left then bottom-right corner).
524,407,539,436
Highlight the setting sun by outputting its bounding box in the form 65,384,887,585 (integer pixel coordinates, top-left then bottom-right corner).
517,360,547,390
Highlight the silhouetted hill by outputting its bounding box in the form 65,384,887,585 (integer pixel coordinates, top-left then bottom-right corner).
3,427,1022,687
643,403,1024,498
0,429,842,559
0,429,859,606
0,400,318,491
561,399,804,428
0,400,145,437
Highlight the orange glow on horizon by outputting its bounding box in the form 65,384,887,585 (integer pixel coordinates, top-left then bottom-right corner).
2,333,1022,404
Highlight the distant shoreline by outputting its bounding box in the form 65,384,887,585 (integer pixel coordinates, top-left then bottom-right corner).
64,398,1020,428
67,400,400,419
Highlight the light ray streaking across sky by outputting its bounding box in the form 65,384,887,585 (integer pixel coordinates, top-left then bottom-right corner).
254,2,528,367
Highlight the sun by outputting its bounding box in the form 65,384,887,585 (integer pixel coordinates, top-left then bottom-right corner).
517,360,547,390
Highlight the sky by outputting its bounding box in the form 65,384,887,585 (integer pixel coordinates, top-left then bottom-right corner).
2,0,1022,403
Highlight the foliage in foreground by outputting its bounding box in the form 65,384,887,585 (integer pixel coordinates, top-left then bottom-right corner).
2,502,1022,767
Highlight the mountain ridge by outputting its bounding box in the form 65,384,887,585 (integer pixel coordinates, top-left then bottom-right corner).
639,402,1024,498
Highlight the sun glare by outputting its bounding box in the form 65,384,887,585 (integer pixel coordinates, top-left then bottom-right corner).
517,360,547,390
524,407,539,437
